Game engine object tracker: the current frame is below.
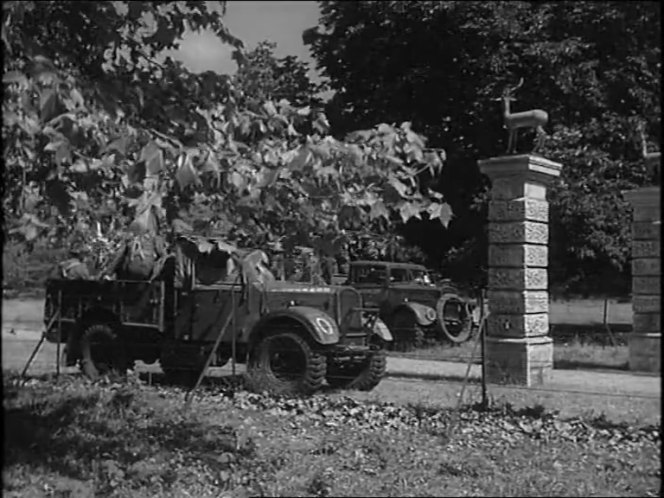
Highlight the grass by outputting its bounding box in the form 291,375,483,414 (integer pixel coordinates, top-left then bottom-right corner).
389,331,630,371
3,373,660,497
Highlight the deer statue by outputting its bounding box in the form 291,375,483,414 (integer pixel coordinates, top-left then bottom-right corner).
497,78,549,154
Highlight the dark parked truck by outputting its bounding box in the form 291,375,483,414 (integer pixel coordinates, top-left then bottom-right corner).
345,261,476,350
43,235,392,394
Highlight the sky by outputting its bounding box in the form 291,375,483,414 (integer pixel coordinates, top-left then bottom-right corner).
167,1,323,81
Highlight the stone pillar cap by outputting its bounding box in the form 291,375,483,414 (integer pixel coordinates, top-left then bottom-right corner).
478,154,563,184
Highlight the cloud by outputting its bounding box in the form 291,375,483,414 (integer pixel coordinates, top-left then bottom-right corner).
166,1,322,79
165,30,238,75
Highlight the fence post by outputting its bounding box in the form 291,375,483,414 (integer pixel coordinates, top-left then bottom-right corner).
480,289,488,408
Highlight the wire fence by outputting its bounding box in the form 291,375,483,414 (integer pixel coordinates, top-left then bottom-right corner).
5,323,659,404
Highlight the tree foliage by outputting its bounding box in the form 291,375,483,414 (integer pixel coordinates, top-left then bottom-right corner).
2,0,449,279
305,0,661,294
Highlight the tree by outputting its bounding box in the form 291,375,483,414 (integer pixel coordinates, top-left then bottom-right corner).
2,1,450,287
305,0,661,294
234,41,320,108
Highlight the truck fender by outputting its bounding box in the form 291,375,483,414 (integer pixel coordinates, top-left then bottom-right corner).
372,318,393,342
251,306,340,346
395,302,437,327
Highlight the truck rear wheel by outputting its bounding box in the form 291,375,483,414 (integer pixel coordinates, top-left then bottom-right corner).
247,331,326,395
390,311,425,352
79,324,127,381
327,347,387,391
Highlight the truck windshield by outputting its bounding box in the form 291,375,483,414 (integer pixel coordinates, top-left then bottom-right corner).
411,270,433,285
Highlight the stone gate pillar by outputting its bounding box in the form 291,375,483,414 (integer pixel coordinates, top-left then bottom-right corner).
623,152,661,372
478,154,562,386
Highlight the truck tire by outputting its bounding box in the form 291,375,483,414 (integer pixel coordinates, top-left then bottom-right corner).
437,294,472,344
247,331,326,395
79,324,127,381
390,311,425,352
326,347,387,391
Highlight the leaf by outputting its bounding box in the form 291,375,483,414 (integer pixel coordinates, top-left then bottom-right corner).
71,159,89,173
44,140,65,152
2,71,27,85
388,176,410,197
175,153,199,189
54,142,71,165
369,200,389,220
27,55,57,79
23,224,39,241
296,106,311,116
39,89,59,123
257,167,280,188
437,203,453,227
399,202,421,223
140,142,164,175
263,100,278,116
69,88,85,109
377,123,393,134
229,171,246,190
313,113,330,134
289,147,312,171
106,136,130,157
385,155,403,166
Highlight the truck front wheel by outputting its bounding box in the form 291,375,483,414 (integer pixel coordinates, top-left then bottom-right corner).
327,345,387,391
247,331,326,395
79,324,127,381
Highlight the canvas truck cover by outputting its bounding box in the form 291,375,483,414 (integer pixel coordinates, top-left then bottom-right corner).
173,235,274,288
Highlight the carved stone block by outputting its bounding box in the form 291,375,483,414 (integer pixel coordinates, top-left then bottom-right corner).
488,199,549,223
488,268,548,290
490,178,547,200
633,240,660,258
633,295,661,313
488,221,548,245
629,333,661,372
632,205,662,223
633,313,661,333
633,276,661,295
487,313,549,338
488,244,548,268
632,258,661,276
633,221,661,241
487,290,549,314
485,336,553,386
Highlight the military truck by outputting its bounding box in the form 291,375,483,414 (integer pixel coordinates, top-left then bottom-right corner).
344,261,475,350
43,235,392,394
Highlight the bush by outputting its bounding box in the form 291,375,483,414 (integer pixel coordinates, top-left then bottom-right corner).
3,240,68,294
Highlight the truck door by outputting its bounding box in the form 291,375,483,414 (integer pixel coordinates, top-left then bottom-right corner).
190,285,242,343
189,250,246,344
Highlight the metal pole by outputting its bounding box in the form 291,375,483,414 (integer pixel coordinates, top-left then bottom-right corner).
480,289,488,409
185,272,241,404
22,309,60,380
231,286,236,376
56,290,62,379
603,297,617,347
